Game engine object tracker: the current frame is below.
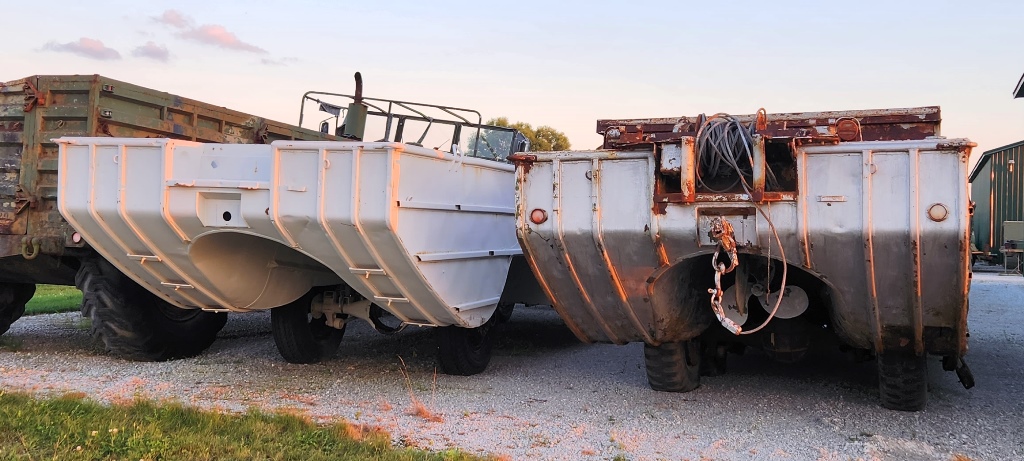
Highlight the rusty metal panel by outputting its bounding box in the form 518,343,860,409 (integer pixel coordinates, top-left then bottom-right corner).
516,138,972,358
598,106,942,149
0,81,28,237
0,74,333,284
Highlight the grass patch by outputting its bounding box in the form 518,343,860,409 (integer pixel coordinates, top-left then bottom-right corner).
0,336,23,352
24,285,82,315
0,391,483,461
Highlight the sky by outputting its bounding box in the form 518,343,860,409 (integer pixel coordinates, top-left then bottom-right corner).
5,0,1023,169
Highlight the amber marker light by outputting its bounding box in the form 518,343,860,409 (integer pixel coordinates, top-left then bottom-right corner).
530,209,548,224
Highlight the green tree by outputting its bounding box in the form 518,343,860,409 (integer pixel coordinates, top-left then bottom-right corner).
486,117,571,151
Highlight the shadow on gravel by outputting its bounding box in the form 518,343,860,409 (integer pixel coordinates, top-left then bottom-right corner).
232,305,587,374
719,347,875,383
1,314,104,356
492,306,584,356
701,346,882,404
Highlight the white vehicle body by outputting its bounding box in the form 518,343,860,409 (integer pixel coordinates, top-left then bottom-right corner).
57,138,531,328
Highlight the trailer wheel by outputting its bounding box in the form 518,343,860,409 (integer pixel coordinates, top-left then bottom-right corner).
271,291,345,364
877,352,928,411
436,318,496,376
645,339,702,392
0,283,35,336
700,342,728,377
75,258,226,361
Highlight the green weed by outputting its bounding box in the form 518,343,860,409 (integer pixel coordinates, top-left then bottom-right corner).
24,285,82,315
0,391,485,461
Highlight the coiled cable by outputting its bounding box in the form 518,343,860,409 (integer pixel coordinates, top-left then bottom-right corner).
695,114,780,193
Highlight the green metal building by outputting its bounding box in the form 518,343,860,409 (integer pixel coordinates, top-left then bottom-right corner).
970,141,1024,258
969,74,1024,259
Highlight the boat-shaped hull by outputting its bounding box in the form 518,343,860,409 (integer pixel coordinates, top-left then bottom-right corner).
58,138,535,328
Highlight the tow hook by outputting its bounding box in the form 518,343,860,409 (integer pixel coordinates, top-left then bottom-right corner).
21,236,40,260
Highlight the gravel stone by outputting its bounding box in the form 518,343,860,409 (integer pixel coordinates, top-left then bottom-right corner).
1,272,1022,460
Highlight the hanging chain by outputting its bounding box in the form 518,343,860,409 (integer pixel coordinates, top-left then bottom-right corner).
707,217,743,335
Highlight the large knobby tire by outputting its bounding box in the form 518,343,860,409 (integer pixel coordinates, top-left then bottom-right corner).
645,339,702,392
75,258,226,361
0,283,35,336
271,292,345,364
877,352,928,411
436,318,496,376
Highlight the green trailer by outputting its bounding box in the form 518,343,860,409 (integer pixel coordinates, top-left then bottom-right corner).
0,74,331,344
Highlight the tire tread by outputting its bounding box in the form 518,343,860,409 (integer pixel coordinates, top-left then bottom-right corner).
271,292,344,364
436,322,494,376
877,352,928,411
75,258,225,361
645,340,701,392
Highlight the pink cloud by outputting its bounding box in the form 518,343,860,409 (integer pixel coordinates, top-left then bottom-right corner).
153,9,191,29
178,24,266,54
43,37,121,60
151,9,266,55
131,41,170,62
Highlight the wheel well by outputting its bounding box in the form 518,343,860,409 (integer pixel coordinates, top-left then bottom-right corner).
648,252,840,338
188,231,342,310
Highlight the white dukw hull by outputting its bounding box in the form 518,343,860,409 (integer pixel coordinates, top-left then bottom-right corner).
57,138,526,328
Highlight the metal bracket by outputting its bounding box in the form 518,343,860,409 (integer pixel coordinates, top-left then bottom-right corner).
792,136,840,147
312,290,355,330
97,121,114,137
751,134,766,203
22,79,45,112
254,121,269,144
13,186,36,212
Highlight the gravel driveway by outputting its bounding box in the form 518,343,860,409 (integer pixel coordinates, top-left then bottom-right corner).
1,272,1021,460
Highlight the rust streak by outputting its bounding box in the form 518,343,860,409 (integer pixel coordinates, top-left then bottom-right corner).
599,106,942,149
507,153,537,174
654,192,796,204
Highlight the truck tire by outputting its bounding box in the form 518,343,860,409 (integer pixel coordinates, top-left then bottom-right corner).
75,258,226,361
0,283,35,336
877,352,928,411
645,340,701,392
436,319,495,376
271,292,345,364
